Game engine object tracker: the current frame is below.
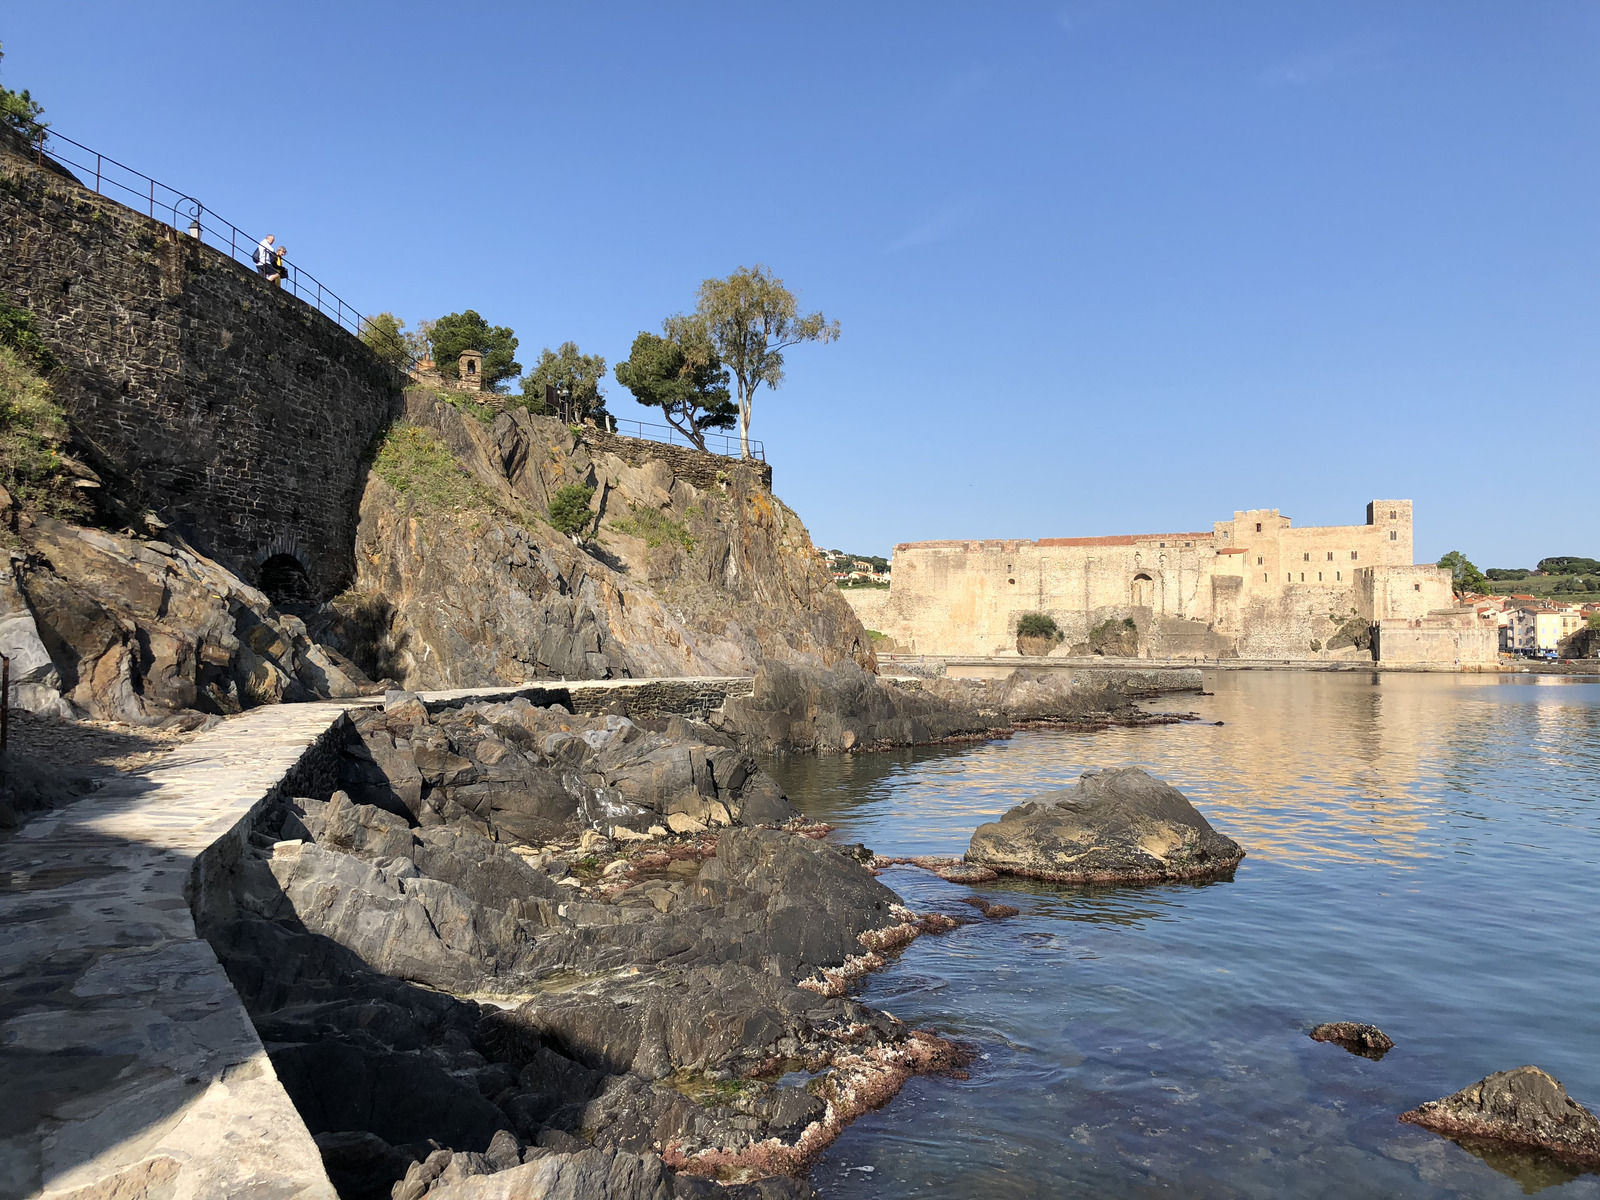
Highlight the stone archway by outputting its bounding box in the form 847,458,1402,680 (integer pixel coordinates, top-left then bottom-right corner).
258,553,315,612
1131,572,1154,608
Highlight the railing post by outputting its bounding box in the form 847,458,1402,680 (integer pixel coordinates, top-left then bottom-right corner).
149,178,155,218
95,153,102,194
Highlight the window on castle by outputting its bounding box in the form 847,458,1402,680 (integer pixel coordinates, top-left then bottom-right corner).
1414,583,1421,591
1184,541,1191,547
1351,551,1358,560
1300,572,1305,582
1390,511,1397,519
1390,531,1397,541
1159,542,1165,547
1303,553,1310,562
1336,571,1341,581
1256,557,1262,565
1326,552,1333,561
1256,523,1262,532
1263,573,1268,582
1318,572,1323,581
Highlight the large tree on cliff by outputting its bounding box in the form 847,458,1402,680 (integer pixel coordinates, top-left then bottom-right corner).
613,328,736,451
429,310,520,391
520,342,609,423
683,266,839,459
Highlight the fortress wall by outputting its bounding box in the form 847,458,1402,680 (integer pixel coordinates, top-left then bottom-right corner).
0,143,400,599
1376,613,1499,665
880,500,1448,662
839,586,892,632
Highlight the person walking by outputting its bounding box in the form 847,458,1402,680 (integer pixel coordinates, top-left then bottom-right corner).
253,233,277,279
271,242,288,288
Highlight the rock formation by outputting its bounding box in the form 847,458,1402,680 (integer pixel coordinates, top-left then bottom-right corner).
1309,1022,1393,1059
2,515,374,724
200,694,969,1199
1400,1066,1600,1169
321,390,873,688
965,767,1245,883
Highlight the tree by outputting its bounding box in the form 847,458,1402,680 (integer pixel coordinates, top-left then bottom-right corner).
360,312,413,371
1538,556,1600,576
1437,550,1487,596
547,483,595,538
685,265,839,458
520,342,609,423
429,311,520,391
1485,567,1529,582
0,43,47,143
613,328,736,450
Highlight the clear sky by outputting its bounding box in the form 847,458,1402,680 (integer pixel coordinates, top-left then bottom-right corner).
4,3,1596,567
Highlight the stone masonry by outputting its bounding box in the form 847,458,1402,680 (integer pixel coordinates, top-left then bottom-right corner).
0,135,400,600
860,500,1498,665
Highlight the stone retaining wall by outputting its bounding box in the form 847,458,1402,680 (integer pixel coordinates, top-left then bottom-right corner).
582,428,772,491
0,139,400,600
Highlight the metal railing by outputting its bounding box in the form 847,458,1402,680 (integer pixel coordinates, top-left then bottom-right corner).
23,128,403,361
605,417,765,462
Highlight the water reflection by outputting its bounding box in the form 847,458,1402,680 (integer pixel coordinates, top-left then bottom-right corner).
763,673,1600,1200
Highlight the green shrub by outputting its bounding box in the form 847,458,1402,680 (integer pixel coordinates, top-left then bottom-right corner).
1017,612,1060,639
548,484,596,537
0,299,58,374
371,423,494,512
609,501,692,551
0,342,87,520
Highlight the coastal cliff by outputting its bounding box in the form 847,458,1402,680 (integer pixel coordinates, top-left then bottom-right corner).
320,389,873,689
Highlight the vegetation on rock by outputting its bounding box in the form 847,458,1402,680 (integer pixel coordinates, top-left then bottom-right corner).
429,310,520,390
613,328,735,450
608,501,693,552
372,423,495,513
1017,612,1061,639
547,482,596,537
0,341,88,520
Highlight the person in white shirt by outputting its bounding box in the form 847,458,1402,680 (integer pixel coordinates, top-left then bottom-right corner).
253,234,276,278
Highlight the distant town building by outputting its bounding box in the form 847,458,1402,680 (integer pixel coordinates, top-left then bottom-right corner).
1506,604,1583,655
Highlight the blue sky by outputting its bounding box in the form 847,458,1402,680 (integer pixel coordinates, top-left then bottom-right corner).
5,3,1596,566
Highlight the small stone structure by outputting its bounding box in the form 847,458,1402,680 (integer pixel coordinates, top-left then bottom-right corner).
457,348,483,391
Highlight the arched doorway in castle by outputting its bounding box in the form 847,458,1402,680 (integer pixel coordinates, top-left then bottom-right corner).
1131,573,1154,608
258,553,316,613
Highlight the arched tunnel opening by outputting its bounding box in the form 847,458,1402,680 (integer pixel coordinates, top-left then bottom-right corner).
258,553,316,613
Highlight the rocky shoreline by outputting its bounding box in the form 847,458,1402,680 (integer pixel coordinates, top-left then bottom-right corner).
198,690,976,1199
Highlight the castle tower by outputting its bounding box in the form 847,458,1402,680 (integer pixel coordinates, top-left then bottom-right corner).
1366,500,1413,565
457,349,483,392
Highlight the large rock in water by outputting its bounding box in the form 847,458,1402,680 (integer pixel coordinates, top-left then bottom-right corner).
1400,1067,1600,1168
966,767,1244,883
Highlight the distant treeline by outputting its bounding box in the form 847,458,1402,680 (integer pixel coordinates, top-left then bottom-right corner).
1485,556,1600,581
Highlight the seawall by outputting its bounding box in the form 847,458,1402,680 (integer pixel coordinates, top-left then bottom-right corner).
0,677,752,1200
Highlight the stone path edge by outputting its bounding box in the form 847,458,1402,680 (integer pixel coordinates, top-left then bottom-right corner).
0,677,751,1200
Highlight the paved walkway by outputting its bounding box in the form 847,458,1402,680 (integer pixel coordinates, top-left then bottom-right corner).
0,678,751,1200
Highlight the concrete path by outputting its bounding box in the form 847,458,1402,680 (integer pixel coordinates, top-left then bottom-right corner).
0,677,751,1200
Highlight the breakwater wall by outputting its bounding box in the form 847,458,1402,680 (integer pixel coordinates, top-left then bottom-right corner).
0,677,751,1200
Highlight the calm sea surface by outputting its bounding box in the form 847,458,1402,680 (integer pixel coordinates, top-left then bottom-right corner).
763,671,1600,1199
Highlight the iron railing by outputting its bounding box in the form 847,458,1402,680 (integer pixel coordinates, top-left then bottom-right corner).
24,128,403,361
605,417,765,462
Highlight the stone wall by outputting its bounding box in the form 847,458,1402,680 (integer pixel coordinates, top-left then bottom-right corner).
869,499,1459,662
0,140,400,600
582,427,772,491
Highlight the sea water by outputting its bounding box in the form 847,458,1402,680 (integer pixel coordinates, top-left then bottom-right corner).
764,671,1600,1198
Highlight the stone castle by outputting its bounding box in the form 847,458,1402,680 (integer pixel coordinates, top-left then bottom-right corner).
848,500,1498,664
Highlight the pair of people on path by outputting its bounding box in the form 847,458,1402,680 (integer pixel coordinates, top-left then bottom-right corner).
253,234,288,286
